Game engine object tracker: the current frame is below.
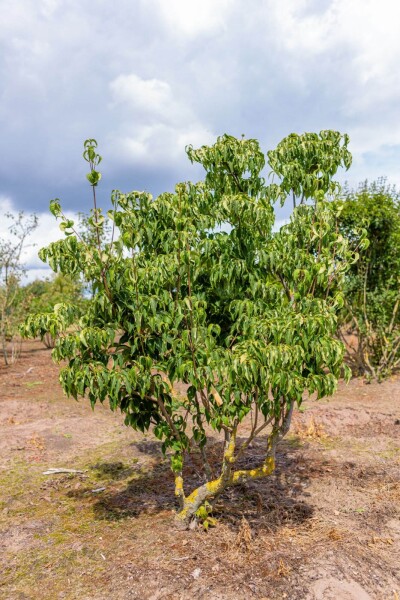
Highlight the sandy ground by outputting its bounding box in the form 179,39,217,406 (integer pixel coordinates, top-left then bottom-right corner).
0,340,399,600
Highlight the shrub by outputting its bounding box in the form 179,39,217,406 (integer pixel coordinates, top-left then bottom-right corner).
25,274,86,347
335,179,400,380
22,133,360,526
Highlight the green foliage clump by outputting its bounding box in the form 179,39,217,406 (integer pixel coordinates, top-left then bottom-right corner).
335,178,400,380
25,274,86,347
22,132,359,525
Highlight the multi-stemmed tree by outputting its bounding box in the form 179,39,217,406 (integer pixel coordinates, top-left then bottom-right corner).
22,132,363,526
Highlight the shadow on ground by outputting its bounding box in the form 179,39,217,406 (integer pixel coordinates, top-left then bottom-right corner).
64,436,318,531
89,460,140,481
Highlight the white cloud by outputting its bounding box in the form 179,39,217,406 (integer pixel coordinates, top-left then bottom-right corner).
19,212,74,270
109,123,214,167
0,196,14,213
267,0,400,69
259,0,400,154
267,0,335,54
110,74,174,117
22,268,54,284
108,73,214,167
40,0,62,19
147,0,234,36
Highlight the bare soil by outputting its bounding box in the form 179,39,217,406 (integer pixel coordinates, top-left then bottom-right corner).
0,341,399,600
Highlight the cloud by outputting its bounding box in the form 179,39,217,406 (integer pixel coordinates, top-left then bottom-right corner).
0,195,14,213
110,74,175,117
260,0,400,153
147,0,234,36
0,0,399,221
108,73,214,169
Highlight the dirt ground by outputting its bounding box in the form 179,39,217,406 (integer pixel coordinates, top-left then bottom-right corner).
0,341,399,600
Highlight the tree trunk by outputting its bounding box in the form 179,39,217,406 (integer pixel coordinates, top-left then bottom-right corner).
175,456,275,528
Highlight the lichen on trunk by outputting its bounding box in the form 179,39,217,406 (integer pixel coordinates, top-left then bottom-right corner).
174,400,294,528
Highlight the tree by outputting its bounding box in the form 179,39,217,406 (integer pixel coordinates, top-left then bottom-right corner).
25,273,86,347
334,179,400,380
0,211,38,364
75,209,114,299
22,133,360,526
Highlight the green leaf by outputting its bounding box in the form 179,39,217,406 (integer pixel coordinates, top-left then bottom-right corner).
50,199,62,218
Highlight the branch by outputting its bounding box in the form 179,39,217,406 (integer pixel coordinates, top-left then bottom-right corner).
277,272,292,302
155,396,181,442
388,294,400,334
223,161,244,193
233,398,274,463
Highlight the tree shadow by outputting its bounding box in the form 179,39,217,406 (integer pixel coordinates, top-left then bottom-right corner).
71,435,317,530
89,460,139,481
91,459,175,520
25,346,50,354
131,439,164,457
212,443,314,531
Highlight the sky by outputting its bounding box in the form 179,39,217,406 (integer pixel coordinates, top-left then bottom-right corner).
1,0,400,280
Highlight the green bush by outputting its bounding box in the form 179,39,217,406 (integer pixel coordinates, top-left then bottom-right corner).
335,179,400,380
25,274,86,347
22,132,360,525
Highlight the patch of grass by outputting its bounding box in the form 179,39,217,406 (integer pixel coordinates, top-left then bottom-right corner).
0,459,39,514
317,435,342,451
24,381,44,388
285,435,304,449
0,443,154,599
1,540,108,599
90,459,139,481
339,437,372,455
376,444,400,460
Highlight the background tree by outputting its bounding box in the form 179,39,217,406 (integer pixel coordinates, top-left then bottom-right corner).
0,211,38,364
22,133,362,527
334,178,400,380
25,273,86,347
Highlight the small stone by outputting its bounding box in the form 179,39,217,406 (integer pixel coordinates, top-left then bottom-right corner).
191,568,201,579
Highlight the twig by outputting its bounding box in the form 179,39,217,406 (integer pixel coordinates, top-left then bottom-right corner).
43,468,85,475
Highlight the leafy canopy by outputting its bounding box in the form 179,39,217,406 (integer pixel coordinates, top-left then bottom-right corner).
22,131,359,522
